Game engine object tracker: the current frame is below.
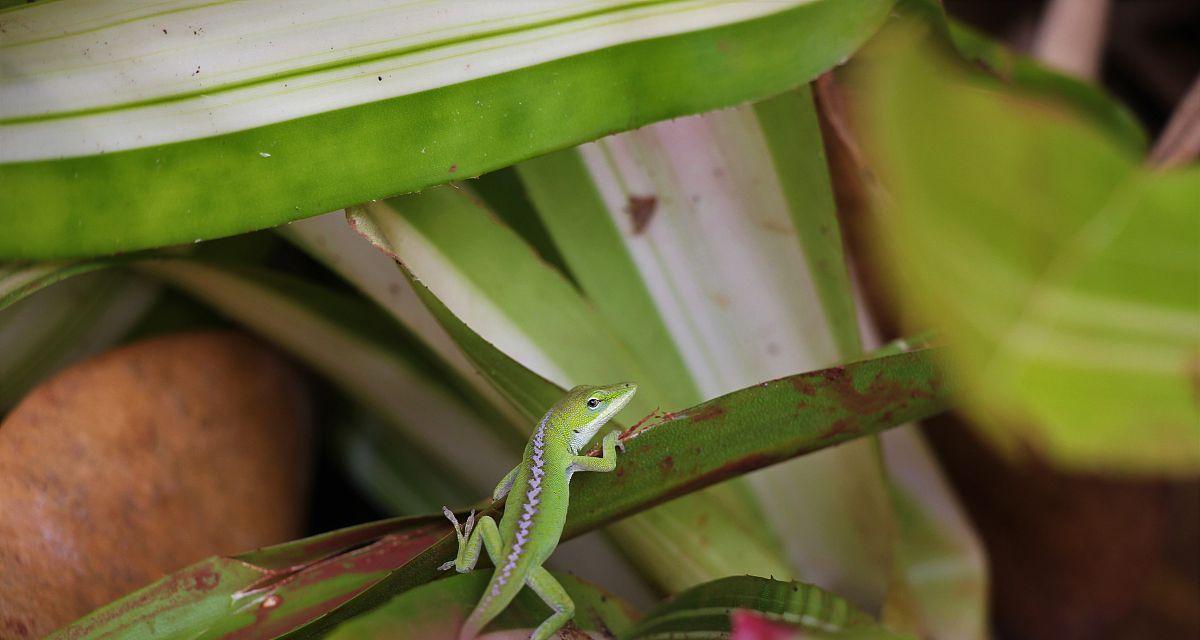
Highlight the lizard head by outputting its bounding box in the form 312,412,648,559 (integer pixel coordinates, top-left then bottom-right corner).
555,381,638,453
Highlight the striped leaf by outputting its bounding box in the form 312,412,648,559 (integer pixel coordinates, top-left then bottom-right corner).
1,0,893,259
49,515,450,640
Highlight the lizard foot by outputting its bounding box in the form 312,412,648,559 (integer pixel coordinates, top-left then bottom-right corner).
437,560,456,572
442,505,464,540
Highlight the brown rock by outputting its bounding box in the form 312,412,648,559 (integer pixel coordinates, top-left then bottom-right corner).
0,331,313,638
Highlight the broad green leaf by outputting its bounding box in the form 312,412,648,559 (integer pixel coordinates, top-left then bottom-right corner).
0,269,157,410
327,571,636,639
515,87,984,636
622,576,907,640
350,188,793,590
1,0,894,259
860,38,1200,473
50,516,448,640
142,259,522,492
281,346,950,637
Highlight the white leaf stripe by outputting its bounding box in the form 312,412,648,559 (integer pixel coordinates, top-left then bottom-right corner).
1,0,810,161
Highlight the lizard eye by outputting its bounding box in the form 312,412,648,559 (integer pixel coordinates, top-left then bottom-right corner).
586,397,600,410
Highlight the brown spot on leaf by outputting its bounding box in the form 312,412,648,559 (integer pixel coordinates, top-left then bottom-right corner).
626,195,657,234
819,418,860,442
659,456,675,474
688,405,726,423
190,567,221,592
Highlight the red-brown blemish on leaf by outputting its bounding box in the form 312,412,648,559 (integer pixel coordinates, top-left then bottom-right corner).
243,517,439,571
449,164,458,173
790,366,930,418
223,526,446,639
688,405,725,423
189,567,221,592
626,195,657,234
789,376,817,396
659,456,675,474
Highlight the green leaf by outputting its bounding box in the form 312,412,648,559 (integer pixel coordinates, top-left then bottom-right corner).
1,0,894,259
327,571,637,639
277,345,950,637
621,576,907,640
49,516,449,640
860,37,1200,473
349,187,794,590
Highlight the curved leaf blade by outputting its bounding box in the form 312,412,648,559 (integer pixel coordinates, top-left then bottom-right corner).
1,0,893,259
49,516,448,640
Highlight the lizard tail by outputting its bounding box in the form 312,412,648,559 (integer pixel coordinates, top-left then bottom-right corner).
458,569,524,640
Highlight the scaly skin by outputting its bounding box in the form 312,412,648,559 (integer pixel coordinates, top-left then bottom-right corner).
441,382,636,640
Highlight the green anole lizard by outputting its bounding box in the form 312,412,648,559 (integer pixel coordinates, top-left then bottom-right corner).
441,382,637,640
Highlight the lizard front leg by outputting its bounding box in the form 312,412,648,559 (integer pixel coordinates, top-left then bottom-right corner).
569,430,623,474
439,507,502,572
